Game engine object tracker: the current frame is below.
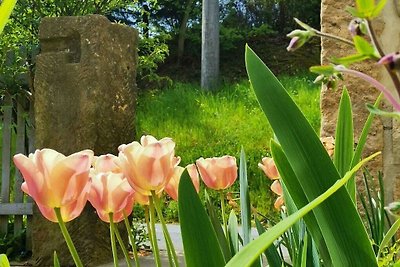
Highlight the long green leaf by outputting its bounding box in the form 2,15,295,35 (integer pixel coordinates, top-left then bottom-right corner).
333,88,355,200
0,0,17,35
228,210,240,255
178,171,225,267
53,251,61,267
204,190,232,261
356,0,375,12
351,93,382,168
245,45,377,266
226,152,379,267
254,217,282,267
377,218,400,259
271,141,331,265
239,148,251,246
0,254,10,267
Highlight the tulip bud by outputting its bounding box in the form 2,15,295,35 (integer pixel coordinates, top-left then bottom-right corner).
258,157,280,180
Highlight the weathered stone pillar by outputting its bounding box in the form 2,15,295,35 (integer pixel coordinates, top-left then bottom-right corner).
321,1,400,203
33,15,138,266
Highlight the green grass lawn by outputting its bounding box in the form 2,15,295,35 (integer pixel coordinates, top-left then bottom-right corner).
135,74,321,221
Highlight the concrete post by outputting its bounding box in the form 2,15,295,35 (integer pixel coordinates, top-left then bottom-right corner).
33,15,137,266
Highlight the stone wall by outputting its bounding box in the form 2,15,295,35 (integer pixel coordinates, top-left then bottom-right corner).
321,0,400,203
33,15,138,266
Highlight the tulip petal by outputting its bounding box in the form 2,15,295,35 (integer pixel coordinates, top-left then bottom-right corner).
36,204,58,223
13,154,47,205
49,152,91,206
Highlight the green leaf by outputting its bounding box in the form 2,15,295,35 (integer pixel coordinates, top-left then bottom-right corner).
371,0,388,17
366,104,400,118
53,251,60,267
346,6,365,17
0,254,10,267
356,0,375,13
239,148,251,246
205,190,232,261
333,88,355,200
351,94,382,169
245,45,377,266
331,54,370,66
228,210,240,255
309,65,336,76
294,18,313,31
0,0,17,35
300,231,309,267
353,36,377,57
271,141,331,265
226,152,379,267
377,218,400,259
178,171,226,267
254,218,282,267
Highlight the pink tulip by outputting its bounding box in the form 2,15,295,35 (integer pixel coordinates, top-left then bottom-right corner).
118,135,180,196
13,149,93,222
271,180,284,210
88,172,134,223
186,163,200,192
165,164,200,201
91,154,121,174
258,157,280,180
196,156,237,190
133,190,150,206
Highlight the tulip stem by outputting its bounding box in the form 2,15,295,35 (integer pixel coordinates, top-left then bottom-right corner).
109,213,119,267
54,208,83,267
123,213,141,267
113,219,133,267
151,191,180,267
149,197,162,267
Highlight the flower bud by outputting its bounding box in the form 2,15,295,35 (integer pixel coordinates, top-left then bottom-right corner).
378,52,400,71
286,29,314,51
348,18,367,37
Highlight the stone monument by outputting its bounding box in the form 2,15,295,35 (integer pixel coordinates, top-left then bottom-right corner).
320,0,400,203
33,15,138,266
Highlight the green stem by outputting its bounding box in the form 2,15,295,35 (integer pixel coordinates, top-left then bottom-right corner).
149,197,162,267
54,208,83,267
151,191,180,267
314,30,354,46
123,213,141,267
114,220,133,267
109,213,119,267
144,207,152,250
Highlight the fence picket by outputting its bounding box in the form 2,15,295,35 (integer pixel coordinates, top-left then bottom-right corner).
14,96,26,236
0,93,12,236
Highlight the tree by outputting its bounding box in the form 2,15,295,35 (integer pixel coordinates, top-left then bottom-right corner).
201,0,219,90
